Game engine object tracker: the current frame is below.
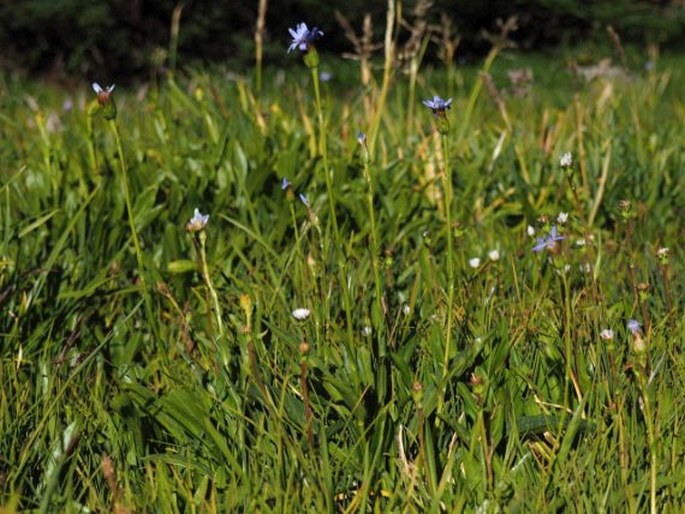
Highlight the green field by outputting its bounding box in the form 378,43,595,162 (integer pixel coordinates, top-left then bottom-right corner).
1,36,684,513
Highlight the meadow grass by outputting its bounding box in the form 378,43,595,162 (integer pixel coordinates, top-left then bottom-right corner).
1,40,684,513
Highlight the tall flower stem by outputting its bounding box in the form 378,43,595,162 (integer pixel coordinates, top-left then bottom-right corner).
85,112,98,175
362,152,385,352
192,230,225,364
310,66,354,343
108,120,154,326
441,133,455,375
435,131,456,422
310,68,339,245
562,156,601,306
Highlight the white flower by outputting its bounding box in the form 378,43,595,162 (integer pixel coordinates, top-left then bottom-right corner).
560,152,573,168
468,257,481,268
186,208,209,232
576,238,586,247
292,308,311,320
557,212,569,224
555,264,572,276
600,329,614,340
656,247,669,259
488,249,500,262
402,305,411,316
527,225,536,237
92,82,115,95
92,82,116,107
361,326,372,336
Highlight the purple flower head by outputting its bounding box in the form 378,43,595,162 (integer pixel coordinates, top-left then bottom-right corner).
423,95,453,115
298,193,309,207
287,23,324,53
356,131,367,145
281,177,291,190
627,319,641,334
532,225,565,253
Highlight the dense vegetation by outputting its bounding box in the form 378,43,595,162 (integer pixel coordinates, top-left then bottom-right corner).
1,13,684,512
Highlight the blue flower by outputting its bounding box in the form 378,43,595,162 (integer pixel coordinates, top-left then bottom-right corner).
356,131,367,145
281,177,291,190
627,319,641,334
423,95,452,115
287,23,323,53
186,208,209,232
532,225,565,253
299,193,309,207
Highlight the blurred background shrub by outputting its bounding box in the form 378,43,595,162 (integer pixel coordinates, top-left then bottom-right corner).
0,0,683,81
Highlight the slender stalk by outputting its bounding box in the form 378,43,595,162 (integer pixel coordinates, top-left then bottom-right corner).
310,66,354,343
432,130,456,422
108,120,154,327
362,150,385,352
199,232,224,340
85,112,98,175
441,133,455,373
310,67,339,244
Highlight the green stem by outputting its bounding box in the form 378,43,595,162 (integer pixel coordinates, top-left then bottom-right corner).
310,67,338,241
362,157,385,353
310,66,354,343
199,232,224,341
437,132,455,420
441,133,455,373
86,112,98,174
108,120,154,328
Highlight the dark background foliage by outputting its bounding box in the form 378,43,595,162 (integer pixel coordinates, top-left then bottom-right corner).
1,0,683,81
